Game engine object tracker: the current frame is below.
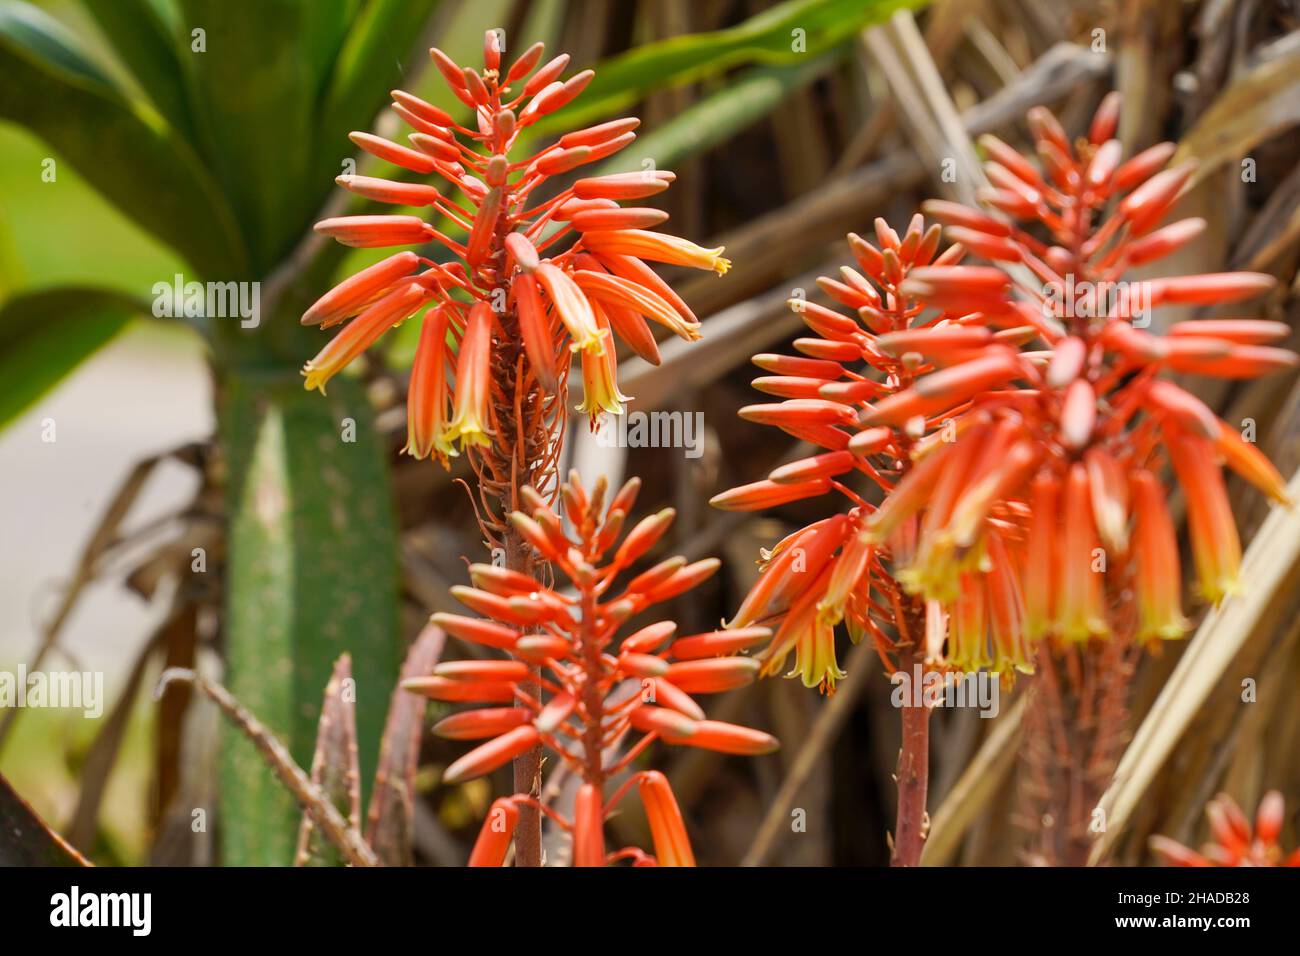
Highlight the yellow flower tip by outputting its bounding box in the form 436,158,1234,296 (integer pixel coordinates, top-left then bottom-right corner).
1143,619,1191,643
1200,575,1244,606
712,252,731,276
302,365,330,395
569,326,610,356
445,423,492,451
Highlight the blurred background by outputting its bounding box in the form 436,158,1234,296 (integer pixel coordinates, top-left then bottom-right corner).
2,0,1299,866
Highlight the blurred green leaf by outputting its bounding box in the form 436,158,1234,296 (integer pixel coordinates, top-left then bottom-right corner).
175,0,330,270
593,54,839,175
540,0,918,131
0,286,146,429
81,0,194,139
220,372,400,866
0,1,247,276
314,0,442,191
0,772,88,866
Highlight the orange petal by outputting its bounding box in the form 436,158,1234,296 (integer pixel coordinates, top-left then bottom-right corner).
638,772,695,866
573,783,606,867
442,725,540,784
468,798,518,866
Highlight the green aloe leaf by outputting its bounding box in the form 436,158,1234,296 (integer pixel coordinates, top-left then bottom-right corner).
537,0,918,131
81,0,195,139
220,372,400,866
174,0,332,270
592,54,839,176
314,0,442,190
0,286,147,429
0,1,247,277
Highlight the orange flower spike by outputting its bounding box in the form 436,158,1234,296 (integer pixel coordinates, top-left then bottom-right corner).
443,302,493,450
1166,431,1242,603
404,306,454,462
639,772,696,867
1130,470,1189,643
572,784,607,867
468,798,519,867
304,35,726,468
1057,463,1108,641
427,473,773,865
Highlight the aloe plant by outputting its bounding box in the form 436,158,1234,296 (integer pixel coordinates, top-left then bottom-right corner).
0,0,447,863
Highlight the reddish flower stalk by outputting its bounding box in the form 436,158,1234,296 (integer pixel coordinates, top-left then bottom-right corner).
716,93,1294,865
404,473,777,866
1151,791,1299,867
302,33,727,864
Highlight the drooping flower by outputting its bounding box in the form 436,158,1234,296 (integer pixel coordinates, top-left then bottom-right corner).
1151,791,1300,867
403,473,776,866
301,33,727,467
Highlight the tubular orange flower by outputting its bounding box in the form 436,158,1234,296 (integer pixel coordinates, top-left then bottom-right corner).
411,473,776,866
467,797,519,867
1056,463,1108,641
638,771,696,867
579,229,730,274
443,302,493,449
303,281,433,393
1130,470,1189,643
1166,431,1242,603
404,305,454,462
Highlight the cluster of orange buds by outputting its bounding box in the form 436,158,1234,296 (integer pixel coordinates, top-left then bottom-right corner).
403,473,777,866
1151,791,1299,867
710,211,1021,690
301,32,729,461
714,93,1295,692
